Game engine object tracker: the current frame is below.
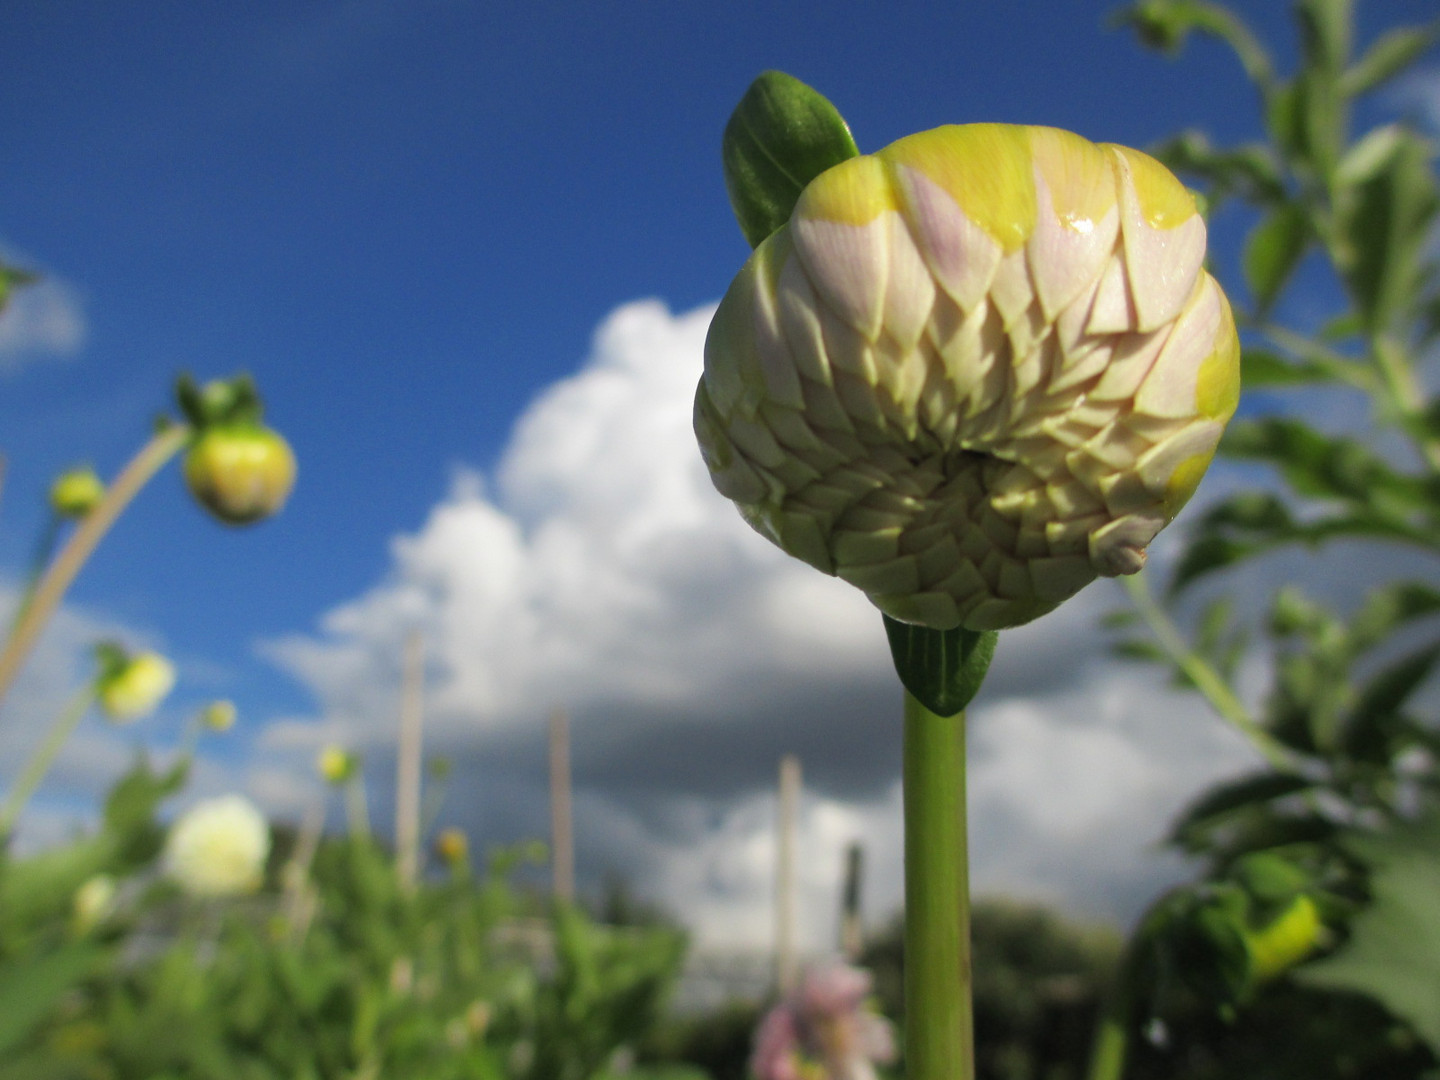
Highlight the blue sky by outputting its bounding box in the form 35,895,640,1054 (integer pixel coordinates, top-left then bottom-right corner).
2,2,1437,946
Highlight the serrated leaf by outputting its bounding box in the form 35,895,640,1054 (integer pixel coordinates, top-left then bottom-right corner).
883,616,997,718
1340,23,1440,98
1297,814,1440,1053
721,71,859,250
1244,202,1309,313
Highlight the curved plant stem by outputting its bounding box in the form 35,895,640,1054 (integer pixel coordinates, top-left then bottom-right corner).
0,684,96,839
1121,573,1297,773
8,513,63,636
0,424,191,719
903,689,973,1080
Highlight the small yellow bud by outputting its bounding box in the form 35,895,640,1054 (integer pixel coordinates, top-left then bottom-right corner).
317,745,355,784
72,874,117,934
184,424,296,526
1246,894,1324,982
96,649,176,722
200,699,237,732
435,827,469,865
697,123,1239,631
162,795,270,898
49,466,105,518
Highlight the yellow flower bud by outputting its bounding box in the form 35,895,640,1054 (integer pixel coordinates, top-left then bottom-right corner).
162,795,270,898
200,699,237,732
49,466,105,518
435,827,468,865
697,124,1240,631
1245,893,1324,982
184,424,296,526
96,650,176,722
72,874,117,934
317,745,354,784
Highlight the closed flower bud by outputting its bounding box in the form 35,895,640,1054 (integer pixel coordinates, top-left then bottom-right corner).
697,124,1240,630
317,745,355,784
184,424,296,526
95,647,176,722
435,827,468,865
72,874,117,934
1244,893,1323,982
163,795,270,898
49,466,105,518
200,699,237,732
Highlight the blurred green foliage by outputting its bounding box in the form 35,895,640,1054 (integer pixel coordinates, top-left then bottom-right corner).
0,754,688,1080
1102,0,1440,1076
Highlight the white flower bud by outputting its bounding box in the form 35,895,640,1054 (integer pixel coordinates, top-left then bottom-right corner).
697,124,1240,630
163,795,270,898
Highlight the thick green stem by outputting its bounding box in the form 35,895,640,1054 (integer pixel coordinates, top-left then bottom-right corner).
903,689,973,1080
0,685,96,839
1085,1001,1130,1080
0,425,191,719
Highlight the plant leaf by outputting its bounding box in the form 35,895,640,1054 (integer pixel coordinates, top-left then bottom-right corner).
1340,23,1440,98
0,943,101,1055
1169,771,1317,848
883,617,997,718
1244,202,1309,314
721,71,859,250
1297,814,1440,1053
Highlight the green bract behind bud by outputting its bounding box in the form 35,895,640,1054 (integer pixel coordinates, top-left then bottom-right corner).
185,424,296,525
696,123,1240,631
49,466,105,518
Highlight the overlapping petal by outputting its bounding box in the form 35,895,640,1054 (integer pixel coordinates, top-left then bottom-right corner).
697,123,1239,631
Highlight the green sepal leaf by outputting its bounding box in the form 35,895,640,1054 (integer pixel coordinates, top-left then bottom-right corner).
722,71,860,250
883,615,996,717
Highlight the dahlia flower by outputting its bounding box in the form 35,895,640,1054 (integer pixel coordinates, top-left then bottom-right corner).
697,123,1239,631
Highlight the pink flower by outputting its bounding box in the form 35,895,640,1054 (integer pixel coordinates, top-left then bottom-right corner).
751,963,896,1080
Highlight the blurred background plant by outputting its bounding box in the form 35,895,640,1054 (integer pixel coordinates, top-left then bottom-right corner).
1088,0,1440,1077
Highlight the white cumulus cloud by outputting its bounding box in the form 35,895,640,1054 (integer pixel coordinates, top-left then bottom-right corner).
263,298,1262,950
0,259,86,371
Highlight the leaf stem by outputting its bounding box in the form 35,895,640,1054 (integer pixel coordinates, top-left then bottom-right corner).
903,689,973,1079
0,684,96,840
0,424,191,719
1121,573,1298,773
